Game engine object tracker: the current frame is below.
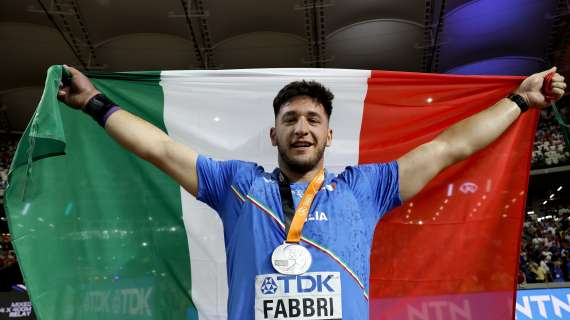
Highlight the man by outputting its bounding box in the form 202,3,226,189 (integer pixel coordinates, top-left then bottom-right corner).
58,65,565,319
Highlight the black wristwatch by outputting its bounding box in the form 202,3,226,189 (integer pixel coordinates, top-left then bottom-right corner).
507,93,529,113
84,94,115,126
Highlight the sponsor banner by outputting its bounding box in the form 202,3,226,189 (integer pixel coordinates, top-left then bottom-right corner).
371,291,513,320
370,288,570,320
255,272,342,320
79,277,156,319
0,293,35,320
516,287,570,320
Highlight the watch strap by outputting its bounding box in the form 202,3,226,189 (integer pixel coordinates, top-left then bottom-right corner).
508,93,529,113
84,94,116,126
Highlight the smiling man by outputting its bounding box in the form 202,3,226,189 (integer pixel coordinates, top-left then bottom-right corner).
58,66,565,319
271,81,334,182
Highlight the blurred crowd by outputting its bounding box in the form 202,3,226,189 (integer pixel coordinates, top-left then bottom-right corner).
520,106,570,285
531,108,569,168
0,138,15,198
519,201,570,284
0,233,15,269
1,135,17,270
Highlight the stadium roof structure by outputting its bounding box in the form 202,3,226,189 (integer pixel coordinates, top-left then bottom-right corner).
0,0,569,132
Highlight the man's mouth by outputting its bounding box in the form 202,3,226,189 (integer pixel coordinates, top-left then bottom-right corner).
291,141,313,149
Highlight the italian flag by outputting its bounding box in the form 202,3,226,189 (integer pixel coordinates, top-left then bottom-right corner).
5,65,535,319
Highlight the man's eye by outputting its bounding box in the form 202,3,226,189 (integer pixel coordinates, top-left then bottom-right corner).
308,118,320,124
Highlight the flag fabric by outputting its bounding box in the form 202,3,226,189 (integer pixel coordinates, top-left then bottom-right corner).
5,65,536,320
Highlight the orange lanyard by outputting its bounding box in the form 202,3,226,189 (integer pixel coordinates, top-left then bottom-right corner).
278,169,325,243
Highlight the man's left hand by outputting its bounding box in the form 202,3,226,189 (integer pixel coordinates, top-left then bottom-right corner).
514,67,566,109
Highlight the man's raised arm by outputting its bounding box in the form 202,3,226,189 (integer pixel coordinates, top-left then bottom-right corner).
398,67,566,201
57,65,199,196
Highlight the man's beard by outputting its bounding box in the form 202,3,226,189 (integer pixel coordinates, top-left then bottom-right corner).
277,141,326,174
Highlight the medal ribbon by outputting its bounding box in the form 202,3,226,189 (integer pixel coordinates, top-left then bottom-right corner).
278,169,325,243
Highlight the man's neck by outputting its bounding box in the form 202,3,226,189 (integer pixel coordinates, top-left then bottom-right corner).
278,161,324,183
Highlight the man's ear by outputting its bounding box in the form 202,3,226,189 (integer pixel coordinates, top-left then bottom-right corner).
326,128,333,147
270,127,277,146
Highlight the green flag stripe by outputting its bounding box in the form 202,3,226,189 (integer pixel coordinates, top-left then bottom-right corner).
5,65,196,320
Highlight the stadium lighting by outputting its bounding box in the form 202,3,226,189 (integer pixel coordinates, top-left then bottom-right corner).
527,211,535,215
426,97,433,103
542,200,548,205
558,186,563,192
550,194,555,199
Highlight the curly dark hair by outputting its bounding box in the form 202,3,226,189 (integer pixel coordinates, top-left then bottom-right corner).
272,80,334,118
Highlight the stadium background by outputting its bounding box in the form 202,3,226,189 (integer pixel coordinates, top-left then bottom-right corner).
0,0,569,319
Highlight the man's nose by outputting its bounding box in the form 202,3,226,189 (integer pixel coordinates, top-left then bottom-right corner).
293,118,309,135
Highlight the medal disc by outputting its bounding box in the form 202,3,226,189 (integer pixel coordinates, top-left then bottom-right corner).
271,243,312,275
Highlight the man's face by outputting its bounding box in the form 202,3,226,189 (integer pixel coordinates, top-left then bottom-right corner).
270,96,332,173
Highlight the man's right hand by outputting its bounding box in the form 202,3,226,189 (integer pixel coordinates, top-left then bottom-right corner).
57,64,200,196
57,65,101,110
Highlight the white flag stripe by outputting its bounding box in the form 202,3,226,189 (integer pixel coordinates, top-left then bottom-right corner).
161,68,370,319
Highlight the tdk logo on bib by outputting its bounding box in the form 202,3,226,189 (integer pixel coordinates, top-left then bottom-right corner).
260,277,278,294
255,272,342,320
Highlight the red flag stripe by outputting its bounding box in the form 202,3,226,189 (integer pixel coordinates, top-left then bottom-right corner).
359,71,537,319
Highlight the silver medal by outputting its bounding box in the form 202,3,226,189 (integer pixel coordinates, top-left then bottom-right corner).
271,242,312,275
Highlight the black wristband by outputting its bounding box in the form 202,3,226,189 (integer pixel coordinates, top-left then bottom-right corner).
84,94,115,126
507,93,529,113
